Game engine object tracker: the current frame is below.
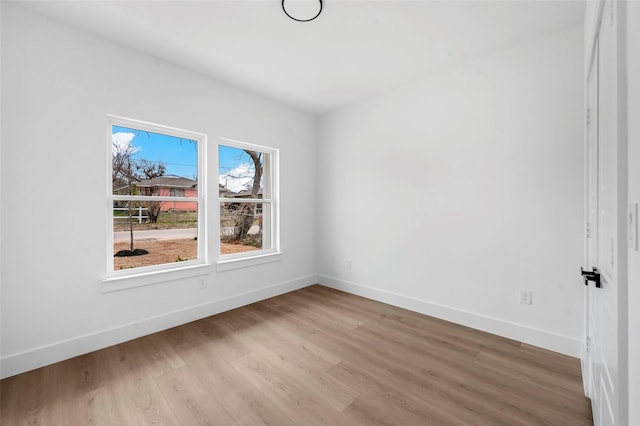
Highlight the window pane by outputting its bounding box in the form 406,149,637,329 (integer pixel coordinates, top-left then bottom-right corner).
220,202,263,255
112,126,198,196
218,141,276,260
113,200,198,270
218,145,263,197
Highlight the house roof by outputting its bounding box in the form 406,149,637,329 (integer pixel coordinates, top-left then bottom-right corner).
219,183,263,199
232,188,263,198
137,175,196,188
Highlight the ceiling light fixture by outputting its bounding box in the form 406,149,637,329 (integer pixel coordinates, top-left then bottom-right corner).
282,0,323,22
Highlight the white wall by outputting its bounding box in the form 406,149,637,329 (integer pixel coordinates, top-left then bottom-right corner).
317,26,585,356
0,2,589,379
625,1,640,423
0,4,317,378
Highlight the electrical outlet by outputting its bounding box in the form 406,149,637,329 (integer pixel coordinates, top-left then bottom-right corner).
346,259,352,269
198,279,207,290
520,290,533,305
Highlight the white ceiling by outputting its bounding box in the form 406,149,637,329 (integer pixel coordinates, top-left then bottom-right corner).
15,0,585,115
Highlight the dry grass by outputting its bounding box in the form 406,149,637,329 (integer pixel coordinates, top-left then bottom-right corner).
114,238,258,270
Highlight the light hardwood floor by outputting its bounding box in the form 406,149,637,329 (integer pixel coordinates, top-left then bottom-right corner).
1,285,592,425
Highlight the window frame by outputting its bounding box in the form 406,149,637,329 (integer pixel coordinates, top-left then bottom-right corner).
105,115,207,284
217,138,280,268
169,188,185,197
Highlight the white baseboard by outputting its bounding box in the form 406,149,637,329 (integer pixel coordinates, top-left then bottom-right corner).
2,273,581,379
318,275,581,358
0,275,317,379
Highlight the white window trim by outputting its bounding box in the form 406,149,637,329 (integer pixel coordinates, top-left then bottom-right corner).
217,138,281,268
216,252,282,272
101,264,212,292
103,115,208,288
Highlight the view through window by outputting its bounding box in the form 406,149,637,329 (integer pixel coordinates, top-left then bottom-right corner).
110,117,203,273
218,142,277,258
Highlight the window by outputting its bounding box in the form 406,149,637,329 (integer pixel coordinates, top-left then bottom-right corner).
218,139,278,262
107,115,205,277
170,188,185,197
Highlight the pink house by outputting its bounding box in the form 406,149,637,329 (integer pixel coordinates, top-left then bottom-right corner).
137,175,198,211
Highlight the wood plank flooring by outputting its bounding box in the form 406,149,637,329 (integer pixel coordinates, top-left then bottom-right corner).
0,285,593,425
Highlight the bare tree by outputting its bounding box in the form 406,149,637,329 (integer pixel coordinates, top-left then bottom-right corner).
112,141,137,194
233,150,262,242
112,142,139,251
135,159,166,223
112,143,166,252
135,159,166,180
219,149,264,246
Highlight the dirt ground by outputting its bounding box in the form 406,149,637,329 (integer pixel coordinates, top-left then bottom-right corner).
114,238,258,270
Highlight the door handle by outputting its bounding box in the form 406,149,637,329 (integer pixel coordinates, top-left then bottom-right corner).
581,267,602,288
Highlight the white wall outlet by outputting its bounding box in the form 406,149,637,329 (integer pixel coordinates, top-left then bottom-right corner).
520,290,533,305
346,259,352,269
198,279,207,290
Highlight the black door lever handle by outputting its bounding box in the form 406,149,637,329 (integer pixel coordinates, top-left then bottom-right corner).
581,267,601,288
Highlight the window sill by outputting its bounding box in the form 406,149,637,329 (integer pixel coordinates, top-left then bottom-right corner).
217,251,283,272
101,263,212,292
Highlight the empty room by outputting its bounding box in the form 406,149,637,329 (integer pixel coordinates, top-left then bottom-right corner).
1,0,638,425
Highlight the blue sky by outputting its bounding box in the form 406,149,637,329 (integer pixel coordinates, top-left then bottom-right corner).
112,125,198,179
218,145,260,193
112,126,258,192
219,145,247,176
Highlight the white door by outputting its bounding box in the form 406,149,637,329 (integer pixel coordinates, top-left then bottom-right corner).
585,36,599,404
585,2,622,424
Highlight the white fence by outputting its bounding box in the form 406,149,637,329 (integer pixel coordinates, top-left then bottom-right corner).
113,207,148,224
